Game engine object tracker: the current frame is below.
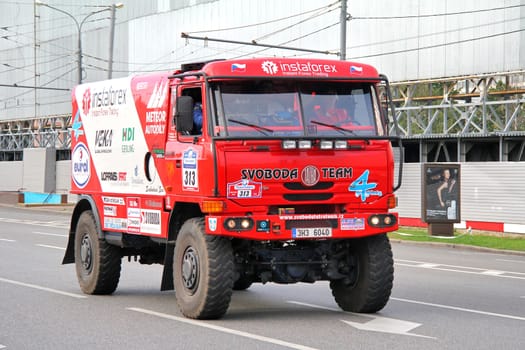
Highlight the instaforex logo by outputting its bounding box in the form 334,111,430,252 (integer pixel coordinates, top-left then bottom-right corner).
261,61,278,75
81,85,128,118
261,60,338,77
82,89,91,115
92,85,127,108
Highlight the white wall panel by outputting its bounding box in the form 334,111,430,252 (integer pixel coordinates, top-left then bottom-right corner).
460,162,525,224
22,147,55,193
0,162,23,191
56,160,71,193
396,163,422,219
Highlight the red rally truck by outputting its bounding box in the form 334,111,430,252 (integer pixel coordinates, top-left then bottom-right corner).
63,57,403,319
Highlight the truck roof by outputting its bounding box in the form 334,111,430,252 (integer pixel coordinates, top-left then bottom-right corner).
176,57,380,80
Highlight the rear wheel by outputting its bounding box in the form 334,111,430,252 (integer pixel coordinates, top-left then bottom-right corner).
330,234,393,313
74,210,121,294
174,218,233,319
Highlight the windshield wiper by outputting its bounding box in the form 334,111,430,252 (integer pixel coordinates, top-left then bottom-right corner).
310,120,355,135
228,118,274,136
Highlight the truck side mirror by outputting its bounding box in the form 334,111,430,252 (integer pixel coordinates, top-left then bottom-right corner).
176,95,194,133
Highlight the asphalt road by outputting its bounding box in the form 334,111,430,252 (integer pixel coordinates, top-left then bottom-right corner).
1,205,524,350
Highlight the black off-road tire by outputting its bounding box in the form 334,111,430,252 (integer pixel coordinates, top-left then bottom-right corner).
174,218,234,319
330,234,393,313
74,210,122,295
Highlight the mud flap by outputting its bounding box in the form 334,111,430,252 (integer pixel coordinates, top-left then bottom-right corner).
160,241,175,291
62,230,76,264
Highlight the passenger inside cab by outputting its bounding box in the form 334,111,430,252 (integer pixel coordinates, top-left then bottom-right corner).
181,88,203,135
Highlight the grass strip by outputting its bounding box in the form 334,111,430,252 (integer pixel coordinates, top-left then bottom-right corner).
389,227,525,252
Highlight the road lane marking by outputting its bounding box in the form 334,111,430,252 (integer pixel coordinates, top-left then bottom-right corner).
497,259,525,264
396,259,525,280
0,277,86,299
36,244,65,250
419,263,439,268
33,231,68,238
127,307,319,350
0,238,15,242
342,317,434,339
0,344,5,349
0,217,68,229
288,301,433,339
391,297,525,321
397,263,525,280
481,270,505,276
288,301,340,312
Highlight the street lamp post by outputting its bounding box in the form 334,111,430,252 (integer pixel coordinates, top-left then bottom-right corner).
35,1,123,84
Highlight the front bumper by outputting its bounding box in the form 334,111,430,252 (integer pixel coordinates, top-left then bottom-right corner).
205,211,398,240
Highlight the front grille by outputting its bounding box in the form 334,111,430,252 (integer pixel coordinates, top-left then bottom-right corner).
269,204,336,215
284,182,334,190
283,193,333,201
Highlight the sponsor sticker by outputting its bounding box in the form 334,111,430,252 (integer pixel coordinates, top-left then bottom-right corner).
227,179,262,199
127,197,141,233
341,218,365,230
103,205,117,217
104,217,127,230
208,217,217,232
141,209,161,234
348,169,383,201
71,142,90,189
261,60,337,77
102,196,125,205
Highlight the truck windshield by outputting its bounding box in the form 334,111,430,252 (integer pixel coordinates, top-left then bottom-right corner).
210,80,384,138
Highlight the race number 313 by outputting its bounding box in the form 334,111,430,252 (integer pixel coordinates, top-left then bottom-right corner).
182,148,199,191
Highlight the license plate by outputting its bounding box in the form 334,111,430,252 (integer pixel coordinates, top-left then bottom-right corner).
292,227,332,238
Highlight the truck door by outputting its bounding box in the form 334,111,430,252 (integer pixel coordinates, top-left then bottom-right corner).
165,85,206,199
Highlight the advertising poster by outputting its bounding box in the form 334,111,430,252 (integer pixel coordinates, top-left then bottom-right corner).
422,163,461,223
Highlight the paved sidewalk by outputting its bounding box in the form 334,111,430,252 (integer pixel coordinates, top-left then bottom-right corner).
0,191,73,213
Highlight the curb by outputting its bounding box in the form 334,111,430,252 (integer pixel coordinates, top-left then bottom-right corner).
0,202,74,214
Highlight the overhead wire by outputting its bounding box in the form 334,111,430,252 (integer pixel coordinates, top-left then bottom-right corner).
345,16,523,51
185,1,339,35
1,62,76,103
350,4,525,20
253,1,339,42
159,1,340,66
0,54,71,74
349,28,525,60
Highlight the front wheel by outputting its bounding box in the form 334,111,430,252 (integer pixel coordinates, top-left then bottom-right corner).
74,210,121,294
330,234,393,313
174,218,233,319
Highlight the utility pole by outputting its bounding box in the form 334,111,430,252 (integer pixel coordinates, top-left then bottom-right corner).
340,0,347,60
36,2,123,84
34,1,38,118
108,3,117,79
